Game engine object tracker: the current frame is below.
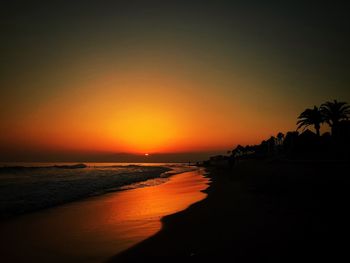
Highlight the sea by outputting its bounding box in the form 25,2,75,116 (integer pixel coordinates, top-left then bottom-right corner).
0,162,209,262
0,162,193,218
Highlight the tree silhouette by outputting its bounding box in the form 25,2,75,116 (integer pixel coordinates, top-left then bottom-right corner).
297,106,324,136
276,132,284,145
320,100,350,135
232,145,245,157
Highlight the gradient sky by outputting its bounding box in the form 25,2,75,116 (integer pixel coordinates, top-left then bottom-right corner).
1,0,350,162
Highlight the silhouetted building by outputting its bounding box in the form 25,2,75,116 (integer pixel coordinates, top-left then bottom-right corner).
283,131,299,156
267,136,277,156
333,120,350,159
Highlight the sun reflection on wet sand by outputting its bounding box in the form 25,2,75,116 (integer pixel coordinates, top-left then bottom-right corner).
0,169,209,263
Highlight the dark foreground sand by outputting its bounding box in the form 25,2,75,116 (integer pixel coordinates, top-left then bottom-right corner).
109,159,350,262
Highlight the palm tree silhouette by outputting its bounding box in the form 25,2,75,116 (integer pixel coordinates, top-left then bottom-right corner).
297,106,324,136
320,100,350,135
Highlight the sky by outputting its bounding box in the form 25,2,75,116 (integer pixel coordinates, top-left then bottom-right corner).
1,0,350,162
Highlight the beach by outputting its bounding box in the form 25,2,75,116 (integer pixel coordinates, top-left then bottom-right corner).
0,167,209,262
0,164,175,218
2,1,350,262
110,159,350,262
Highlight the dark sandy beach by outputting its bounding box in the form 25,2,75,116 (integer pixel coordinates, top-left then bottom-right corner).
110,159,350,262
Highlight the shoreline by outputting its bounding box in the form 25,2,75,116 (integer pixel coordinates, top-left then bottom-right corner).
0,169,209,263
0,165,181,220
109,159,350,262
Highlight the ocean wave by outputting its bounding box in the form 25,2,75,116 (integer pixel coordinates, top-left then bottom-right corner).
0,163,88,171
0,165,174,219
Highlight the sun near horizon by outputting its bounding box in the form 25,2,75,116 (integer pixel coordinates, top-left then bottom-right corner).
1,1,349,162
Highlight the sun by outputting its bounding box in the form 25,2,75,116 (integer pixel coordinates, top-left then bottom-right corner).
144,153,149,156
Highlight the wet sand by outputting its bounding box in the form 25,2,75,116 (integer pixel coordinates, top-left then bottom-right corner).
110,160,350,262
0,169,209,263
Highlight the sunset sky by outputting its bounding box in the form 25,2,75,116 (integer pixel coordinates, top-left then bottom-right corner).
1,1,349,162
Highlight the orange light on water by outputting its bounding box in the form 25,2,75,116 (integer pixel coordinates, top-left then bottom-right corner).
0,170,209,262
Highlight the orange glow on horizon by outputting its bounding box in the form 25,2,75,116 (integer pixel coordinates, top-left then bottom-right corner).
0,63,296,156
108,107,181,153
